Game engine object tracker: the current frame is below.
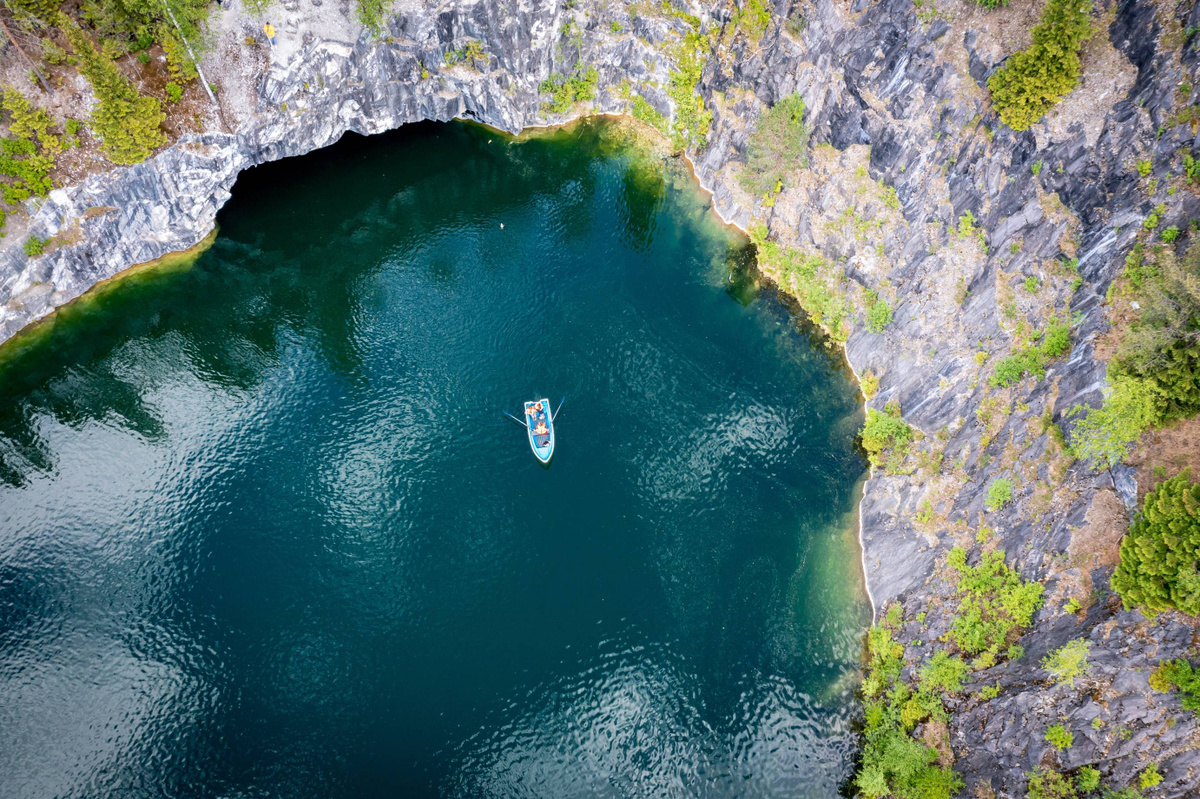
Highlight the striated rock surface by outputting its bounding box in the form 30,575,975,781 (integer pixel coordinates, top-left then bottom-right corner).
3,0,1200,794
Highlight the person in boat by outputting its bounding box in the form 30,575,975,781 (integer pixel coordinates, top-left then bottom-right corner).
535,421,549,436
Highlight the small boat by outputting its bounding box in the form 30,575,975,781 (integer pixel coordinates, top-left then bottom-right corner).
503,397,563,464
524,398,555,463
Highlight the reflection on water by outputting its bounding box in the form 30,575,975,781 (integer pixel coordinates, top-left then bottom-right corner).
0,119,868,798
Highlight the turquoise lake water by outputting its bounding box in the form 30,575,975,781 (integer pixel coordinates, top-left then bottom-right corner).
0,119,869,797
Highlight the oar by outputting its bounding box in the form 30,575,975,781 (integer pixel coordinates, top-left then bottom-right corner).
552,397,565,422
502,410,529,428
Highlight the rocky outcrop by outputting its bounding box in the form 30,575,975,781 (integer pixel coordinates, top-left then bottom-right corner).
3,0,1200,794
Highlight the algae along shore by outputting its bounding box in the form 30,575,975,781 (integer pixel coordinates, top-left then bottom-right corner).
1,0,1200,797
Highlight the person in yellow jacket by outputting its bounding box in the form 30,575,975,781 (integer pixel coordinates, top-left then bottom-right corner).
263,22,276,46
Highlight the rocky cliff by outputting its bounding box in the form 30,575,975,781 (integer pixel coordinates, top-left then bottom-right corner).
3,0,1200,795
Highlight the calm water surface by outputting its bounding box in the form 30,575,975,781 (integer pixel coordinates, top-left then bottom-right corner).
0,120,868,798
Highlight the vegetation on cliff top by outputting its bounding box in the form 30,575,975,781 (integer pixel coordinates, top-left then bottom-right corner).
62,18,166,165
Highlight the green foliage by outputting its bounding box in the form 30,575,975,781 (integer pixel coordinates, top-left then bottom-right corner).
860,404,914,471
165,81,182,103
1075,766,1101,793
919,650,968,694
973,0,1009,8
22,235,46,256
1027,768,1078,799
730,0,771,43
11,0,62,21
666,32,712,150
1111,471,1200,615
0,89,59,208
945,547,1044,660
630,95,669,136
1162,225,1180,242
978,682,1000,699
1025,275,1040,292
857,628,963,799
78,0,210,60
1110,240,1200,423
987,0,1092,131
1139,764,1163,790
1149,658,1200,713
444,39,488,70
738,93,809,198
986,478,1014,511
862,369,880,399
355,0,392,35
62,20,165,165
1032,159,1043,175
750,225,850,340
865,289,894,333
1045,723,1074,751
1068,373,1161,469
610,19,621,32
1137,159,1153,177
1042,638,1091,687
539,66,598,114
991,317,1073,386
955,209,988,251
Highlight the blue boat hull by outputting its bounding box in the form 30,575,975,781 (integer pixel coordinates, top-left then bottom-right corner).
524,398,554,463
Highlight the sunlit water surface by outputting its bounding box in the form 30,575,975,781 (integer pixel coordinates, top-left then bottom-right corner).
0,120,868,798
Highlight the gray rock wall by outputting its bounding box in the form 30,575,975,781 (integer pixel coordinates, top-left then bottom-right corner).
3,0,1199,795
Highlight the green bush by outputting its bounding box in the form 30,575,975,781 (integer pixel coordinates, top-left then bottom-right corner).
919,650,968,694
1111,471,1200,615
22,235,46,256
62,20,165,165
1110,240,1200,422
860,405,914,471
987,0,1092,131
539,66,598,114
1045,723,1074,751
738,93,809,198
630,95,669,136
1068,373,1161,468
986,478,1013,511
945,547,1044,660
355,0,392,35
730,0,771,42
165,81,182,103
1042,638,1091,687
1149,658,1200,713
751,226,849,340
1162,225,1180,242
1027,768,1078,799
666,32,712,150
1139,764,1163,790
856,628,963,799
991,317,1072,386
865,289,894,333
1075,766,1101,793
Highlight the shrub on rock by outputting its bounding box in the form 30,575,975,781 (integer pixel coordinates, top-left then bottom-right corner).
1111,470,1200,615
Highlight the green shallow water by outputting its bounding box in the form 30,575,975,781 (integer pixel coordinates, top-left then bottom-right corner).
0,119,869,798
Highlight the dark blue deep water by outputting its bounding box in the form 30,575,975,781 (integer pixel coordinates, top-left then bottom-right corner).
0,119,868,798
